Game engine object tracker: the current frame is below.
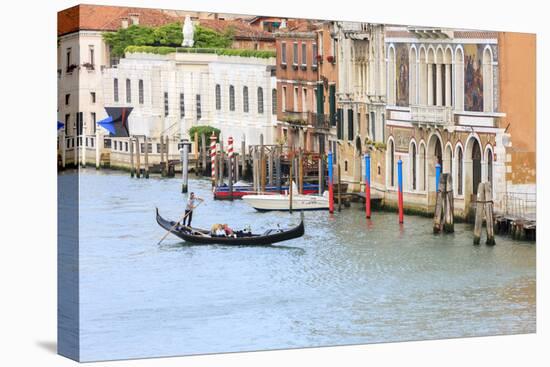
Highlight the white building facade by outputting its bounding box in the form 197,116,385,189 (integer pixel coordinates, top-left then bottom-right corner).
103,51,278,152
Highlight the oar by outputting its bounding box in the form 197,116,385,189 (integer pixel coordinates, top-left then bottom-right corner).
158,200,204,245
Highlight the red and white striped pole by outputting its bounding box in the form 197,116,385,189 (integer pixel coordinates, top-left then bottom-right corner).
228,136,234,199
210,133,217,187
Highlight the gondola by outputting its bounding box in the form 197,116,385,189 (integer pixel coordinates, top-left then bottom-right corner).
156,208,304,246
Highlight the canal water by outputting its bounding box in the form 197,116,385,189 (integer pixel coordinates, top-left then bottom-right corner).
67,169,535,361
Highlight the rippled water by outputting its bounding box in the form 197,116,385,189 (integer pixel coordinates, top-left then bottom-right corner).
64,169,535,361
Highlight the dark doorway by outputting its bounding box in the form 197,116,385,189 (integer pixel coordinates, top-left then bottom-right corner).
434,140,442,166
472,141,482,194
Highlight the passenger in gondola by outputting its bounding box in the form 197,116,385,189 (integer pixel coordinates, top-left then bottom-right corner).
223,224,235,238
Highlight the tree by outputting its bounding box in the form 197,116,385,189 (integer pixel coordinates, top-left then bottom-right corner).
103,23,235,57
188,126,221,142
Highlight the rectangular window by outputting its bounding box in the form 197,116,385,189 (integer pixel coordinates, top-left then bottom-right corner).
301,43,307,66
293,43,298,65
65,94,70,105
272,89,277,115
257,87,264,114
243,87,249,113
312,43,318,67
113,78,119,102
347,109,354,141
302,88,308,112
336,108,344,140
229,85,235,111
126,79,131,103
66,48,71,71
64,114,70,135
282,86,287,112
215,84,221,110
180,93,185,118
281,42,287,64
91,112,96,133
89,46,95,65
196,94,202,120
164,92,169,117
138,80,144,104
370,111,376,141
293,87,298,111
125,141,128,152
90,92,96,103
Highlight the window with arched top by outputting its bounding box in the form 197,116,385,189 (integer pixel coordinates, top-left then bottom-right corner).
257,87,264,114
388,46,396,105
487,148,493,183
483,47,494,112
388,139,395,187
455,47,464,111
229,85,235,111
456,146,463,195
243,86,249,113
410,142,417,190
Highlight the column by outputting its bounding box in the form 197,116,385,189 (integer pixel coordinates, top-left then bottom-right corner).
427,64,433,106
436,63,443,106
445,64,452,106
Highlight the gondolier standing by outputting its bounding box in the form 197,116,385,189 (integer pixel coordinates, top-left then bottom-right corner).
183,192,203,227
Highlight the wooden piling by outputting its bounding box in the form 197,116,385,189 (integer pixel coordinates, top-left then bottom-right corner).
443,174,454,233
260,134,265,192
337,163,342,212
160,135,165,177
181,140,189,193
484,183,495,245
129,136,135,178
433,173,446,233
135,136,141,178
298,149,304,194
241,135,247,179
144,137,149,179
318,157,324,195
165,136,170,176
268,152,274,186
228,155,233,200
289,154,293,213
276,149,282,192
473,182,485,245
201,133,207,176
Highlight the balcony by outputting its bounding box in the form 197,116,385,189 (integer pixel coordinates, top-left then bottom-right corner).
281,111,331,130
410,105,452,125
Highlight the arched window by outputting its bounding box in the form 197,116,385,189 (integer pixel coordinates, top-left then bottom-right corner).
483,47,494,112
419,143,426,191
257,87,264,114
229,85,235,111
411,142,417,190
455,47,464,111
272,88,277,115
409,47,418,105
215,84,221,110
243,86,249,113
388,46,396,105
457,146,463,196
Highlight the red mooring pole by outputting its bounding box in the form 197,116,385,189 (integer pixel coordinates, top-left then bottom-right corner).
397,159,404,224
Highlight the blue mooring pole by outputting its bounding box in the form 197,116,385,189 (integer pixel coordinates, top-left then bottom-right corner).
328,151,334,214
365,154,371,219
435,163,441,192
397,159,403,223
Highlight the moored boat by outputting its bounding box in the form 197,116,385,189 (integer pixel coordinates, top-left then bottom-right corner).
213,182,320,200
156,208,304,245
242,183,330,211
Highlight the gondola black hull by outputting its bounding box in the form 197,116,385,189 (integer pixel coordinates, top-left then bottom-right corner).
156,208,304,245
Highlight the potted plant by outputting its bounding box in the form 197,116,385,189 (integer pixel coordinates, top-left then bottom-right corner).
82,62,95,70
66,64,79,73
327,55,335,64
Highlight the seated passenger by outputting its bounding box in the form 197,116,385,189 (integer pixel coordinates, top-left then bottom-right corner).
223,224,235,237
215,227,226,237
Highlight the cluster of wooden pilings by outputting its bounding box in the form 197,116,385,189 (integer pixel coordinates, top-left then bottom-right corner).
433,172,454,234
473,182,496,245
128,135,149,179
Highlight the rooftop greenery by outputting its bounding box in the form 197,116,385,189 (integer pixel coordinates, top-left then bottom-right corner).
125,45,276,59
103,23,234,57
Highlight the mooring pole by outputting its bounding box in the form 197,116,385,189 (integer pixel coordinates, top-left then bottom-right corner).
328,150,334,214
144,136,150,179
135,136,141,178
365,153,371,219
337,163,342,212
180,138,190,193
398,159,404,224
228,136,234,201
289,154,294,214
210,133,217,187
435,163,441,192
129,136,135,178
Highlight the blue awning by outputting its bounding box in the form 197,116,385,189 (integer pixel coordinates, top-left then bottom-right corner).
57,121,64,130
97,116,115,134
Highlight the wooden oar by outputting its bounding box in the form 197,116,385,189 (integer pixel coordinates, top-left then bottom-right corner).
157,200,204,244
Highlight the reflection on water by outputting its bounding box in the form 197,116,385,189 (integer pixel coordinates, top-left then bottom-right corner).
64,169,535,362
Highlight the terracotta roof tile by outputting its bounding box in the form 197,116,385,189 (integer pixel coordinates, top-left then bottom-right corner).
58,4,179,36
198,19,274,40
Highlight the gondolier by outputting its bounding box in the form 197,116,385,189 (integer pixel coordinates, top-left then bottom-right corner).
183,192,203,226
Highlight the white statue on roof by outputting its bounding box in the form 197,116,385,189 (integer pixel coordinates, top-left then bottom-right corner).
182,15,194,47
